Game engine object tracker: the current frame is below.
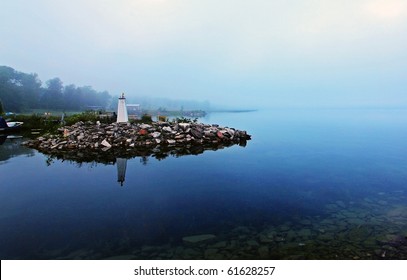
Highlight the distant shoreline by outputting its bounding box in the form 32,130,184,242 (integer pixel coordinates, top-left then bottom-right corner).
208,109,258,113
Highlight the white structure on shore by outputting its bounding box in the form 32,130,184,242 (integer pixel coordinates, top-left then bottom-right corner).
117,93,128,123
126,103,141,115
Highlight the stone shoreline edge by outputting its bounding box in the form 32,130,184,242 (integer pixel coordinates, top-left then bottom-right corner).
22,121,251,161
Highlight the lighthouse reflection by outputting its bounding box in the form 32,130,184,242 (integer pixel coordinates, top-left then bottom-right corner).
116,157,127,186
42,141,247,187
116,156,147,186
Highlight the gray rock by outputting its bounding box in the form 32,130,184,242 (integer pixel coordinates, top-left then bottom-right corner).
183,234,216,243
204,248,219,259
162,126,172,133
258,246,269,258
151,132,161,138
101,139,111,148
259,234,274,243
103,255,136,260
210,241,228,248
22,119,252,157
178,123,190,131
190,128,203,139
140,124,152,129
247,240,260,247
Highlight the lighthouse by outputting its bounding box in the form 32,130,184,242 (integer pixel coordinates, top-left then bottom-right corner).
117,93,128,123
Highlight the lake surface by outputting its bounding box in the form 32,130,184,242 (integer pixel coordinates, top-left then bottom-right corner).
1,109,407,260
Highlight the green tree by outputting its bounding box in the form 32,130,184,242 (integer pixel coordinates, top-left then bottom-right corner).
18,71,42,109
0,65,113,112
109,94,119,111
78,86,111,109
41,77,64,110
0,66,24,112
63,84,81,110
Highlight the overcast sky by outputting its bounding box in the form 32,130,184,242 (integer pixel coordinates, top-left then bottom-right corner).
1,0,406,108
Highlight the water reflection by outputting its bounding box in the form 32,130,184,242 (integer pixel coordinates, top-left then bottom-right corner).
41,139,247,165
0,135,34,163
43,141,247,186
43,140,246,163
116,158,127,186
2,110,407,260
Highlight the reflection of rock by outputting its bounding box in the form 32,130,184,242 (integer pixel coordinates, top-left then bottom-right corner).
22,121,251,164
39,141,243,166
0,136,34,163
0,135,7,145
116,158,127,186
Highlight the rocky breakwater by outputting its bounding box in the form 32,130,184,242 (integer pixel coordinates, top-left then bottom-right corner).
22,121,251,162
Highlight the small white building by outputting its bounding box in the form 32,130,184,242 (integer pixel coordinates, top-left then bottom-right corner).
127,104,141,115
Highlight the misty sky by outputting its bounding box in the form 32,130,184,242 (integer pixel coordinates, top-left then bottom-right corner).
1,0,406,108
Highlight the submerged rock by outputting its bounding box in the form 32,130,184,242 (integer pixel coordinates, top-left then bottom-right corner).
183,234,216,244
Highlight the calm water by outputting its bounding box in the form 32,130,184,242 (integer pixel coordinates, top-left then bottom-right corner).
1,109,407,259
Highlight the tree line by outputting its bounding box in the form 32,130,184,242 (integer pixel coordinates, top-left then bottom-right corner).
0,65,112,113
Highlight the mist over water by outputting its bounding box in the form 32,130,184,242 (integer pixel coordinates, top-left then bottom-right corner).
2,0,407,109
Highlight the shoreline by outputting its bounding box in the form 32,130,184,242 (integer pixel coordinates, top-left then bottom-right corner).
22,120,251,161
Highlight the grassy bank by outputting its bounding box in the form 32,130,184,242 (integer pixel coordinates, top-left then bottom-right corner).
5,109,206,138
6,112,116,137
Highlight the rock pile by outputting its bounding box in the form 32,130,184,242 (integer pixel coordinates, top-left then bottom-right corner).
22,121,251,159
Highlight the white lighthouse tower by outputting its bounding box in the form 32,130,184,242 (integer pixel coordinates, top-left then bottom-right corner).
117,93,128,123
